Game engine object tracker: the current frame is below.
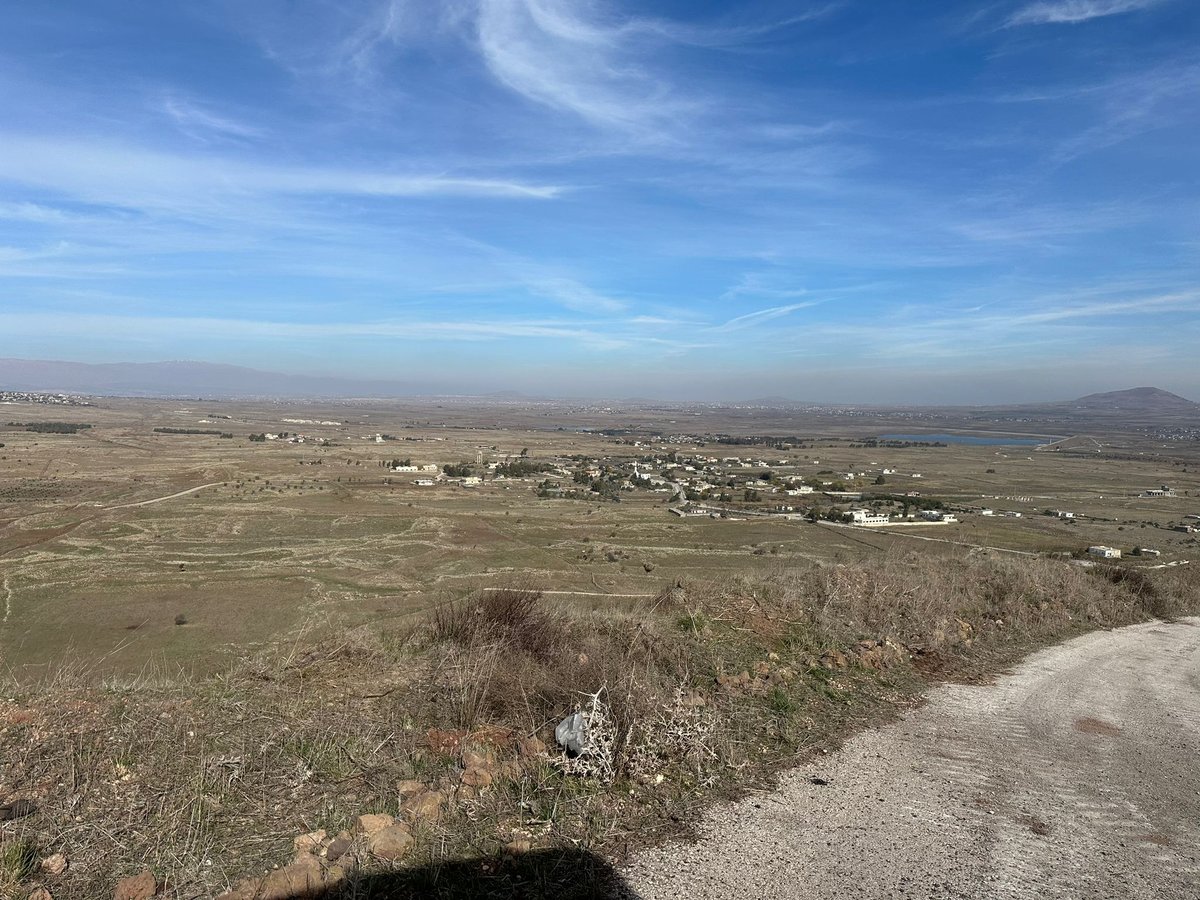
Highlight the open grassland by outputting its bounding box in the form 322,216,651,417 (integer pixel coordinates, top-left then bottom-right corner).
1,397,1198,897
1,397,1197,678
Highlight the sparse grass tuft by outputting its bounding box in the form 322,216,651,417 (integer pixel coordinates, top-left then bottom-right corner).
0,836,39,885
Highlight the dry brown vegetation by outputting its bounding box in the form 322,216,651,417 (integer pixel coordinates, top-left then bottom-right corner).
1,552,1196,899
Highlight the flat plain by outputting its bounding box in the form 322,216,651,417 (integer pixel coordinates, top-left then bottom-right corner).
2,395,1197,677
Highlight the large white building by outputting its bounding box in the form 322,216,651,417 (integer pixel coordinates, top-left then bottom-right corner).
1087,546,1122,559
847,509,890,526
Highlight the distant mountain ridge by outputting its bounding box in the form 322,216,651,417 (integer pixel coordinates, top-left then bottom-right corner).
1069,387,1198,412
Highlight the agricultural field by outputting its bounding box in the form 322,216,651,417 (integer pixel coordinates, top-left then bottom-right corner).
2,396,1197,677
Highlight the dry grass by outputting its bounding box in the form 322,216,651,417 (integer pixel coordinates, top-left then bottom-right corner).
0,554,1195,898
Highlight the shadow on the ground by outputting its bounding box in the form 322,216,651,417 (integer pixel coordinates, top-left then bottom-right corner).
298,848,638,899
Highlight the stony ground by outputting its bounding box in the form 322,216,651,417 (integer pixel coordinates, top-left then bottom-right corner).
623,617,1200,900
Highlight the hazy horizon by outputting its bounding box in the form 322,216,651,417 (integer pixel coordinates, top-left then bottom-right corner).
2,2,1198,401
1,355,1196,406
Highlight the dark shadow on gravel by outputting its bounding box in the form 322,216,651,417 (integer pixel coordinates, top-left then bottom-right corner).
291,848,638,899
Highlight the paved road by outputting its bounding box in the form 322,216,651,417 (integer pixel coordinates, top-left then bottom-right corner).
625,618,1200,899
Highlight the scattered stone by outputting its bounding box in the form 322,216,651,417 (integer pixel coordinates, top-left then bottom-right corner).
114,870,157,900
396,779,426,797
461,767,494,788
401,788,446,824
426,728,465,755
238,854,325,900
367,824,413,861
517,736,547,758
504,839,532,855
462,748,494,770
41,852,69,876
820,649,849,669
325,833,353,862
357,813,395,836
292,829,326,854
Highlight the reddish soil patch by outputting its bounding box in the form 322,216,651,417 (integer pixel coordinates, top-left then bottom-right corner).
1073,716,1122,736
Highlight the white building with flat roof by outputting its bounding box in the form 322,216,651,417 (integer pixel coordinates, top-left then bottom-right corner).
847,509,890,526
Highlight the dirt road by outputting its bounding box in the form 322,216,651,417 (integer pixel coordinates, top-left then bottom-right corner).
625,618,1200,899
102,481,222,509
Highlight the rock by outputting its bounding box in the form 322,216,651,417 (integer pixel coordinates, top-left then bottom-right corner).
367,824,413,861
114,870,157,900
810,776,830,786
401,789,445,824
426,728,465,754
461,748,494,770
517,736,546,758
41,852,69,875
753,661,772,676
820,649,849,669
461,767,493,788
28,889,54,900
357,813,395,836
293,829,326,854
325,834,353,862
254,854,325,900
217,855,329,900
396,779,426,797
504,839,532,855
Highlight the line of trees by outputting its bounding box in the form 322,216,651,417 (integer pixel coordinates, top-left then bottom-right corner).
153,427,232,437
7,421,92,433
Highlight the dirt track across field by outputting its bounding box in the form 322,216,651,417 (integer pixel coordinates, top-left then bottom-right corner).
625,618,1200,899
103,481,223,509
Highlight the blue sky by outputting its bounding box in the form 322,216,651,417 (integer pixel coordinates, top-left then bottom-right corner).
1,0,1197,402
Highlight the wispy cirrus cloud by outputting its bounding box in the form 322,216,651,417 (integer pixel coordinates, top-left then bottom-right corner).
161,95,264,143
0,135,563,214
1006,0,1166,27
473,0,692,137
715,302,819,332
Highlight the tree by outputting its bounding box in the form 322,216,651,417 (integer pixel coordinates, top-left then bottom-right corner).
874,474,887,485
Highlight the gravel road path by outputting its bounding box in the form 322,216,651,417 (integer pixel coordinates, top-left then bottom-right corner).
624,618,1200,899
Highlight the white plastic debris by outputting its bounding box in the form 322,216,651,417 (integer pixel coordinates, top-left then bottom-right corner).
555,711,589,755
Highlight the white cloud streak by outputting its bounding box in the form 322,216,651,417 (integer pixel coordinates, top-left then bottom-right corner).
1006,0,1165,27
715,302,819,332
161,95,264,143
0,135,562,213
473,0,693,137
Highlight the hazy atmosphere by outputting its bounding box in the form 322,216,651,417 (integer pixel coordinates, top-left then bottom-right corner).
2,0,1198,401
